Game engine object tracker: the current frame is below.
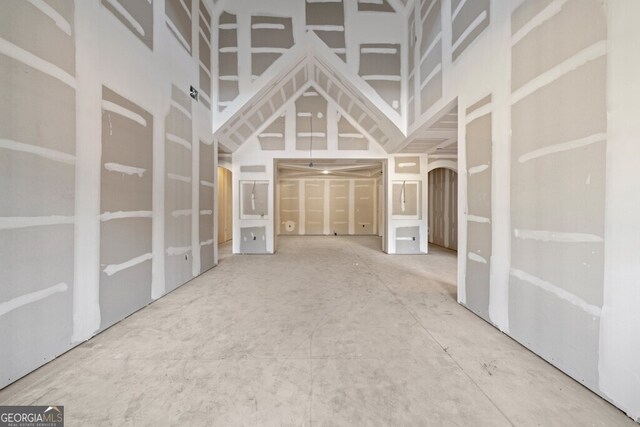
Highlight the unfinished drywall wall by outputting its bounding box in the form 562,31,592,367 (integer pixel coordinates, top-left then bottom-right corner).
277,178,377,236
428,167,457,251
0,0,216,388
411,0,640,419
164,85,193,292
464,96,492,322
279,180,299,235
99,86,154,329
296,89,328,151
215,0,404,117
451,0,490,61
509,0,607,390
251,15,294,81
0,0,76,386
329,180,349,235
304,180,325,235
217,11,238,112
418,0,443,116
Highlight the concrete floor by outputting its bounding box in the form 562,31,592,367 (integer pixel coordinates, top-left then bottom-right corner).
0,236,634,426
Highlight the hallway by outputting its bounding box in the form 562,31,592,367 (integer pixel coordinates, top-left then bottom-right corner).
0,237,632,425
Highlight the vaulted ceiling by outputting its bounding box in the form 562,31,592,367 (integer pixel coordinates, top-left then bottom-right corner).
213,33,406,153
211,0,467,156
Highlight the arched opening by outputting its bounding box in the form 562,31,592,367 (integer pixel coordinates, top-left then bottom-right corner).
428,167,458,252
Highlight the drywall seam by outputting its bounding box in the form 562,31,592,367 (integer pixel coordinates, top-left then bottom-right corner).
0,139,76,165
467,214,490,223
104,162,146,177
167,173,191,183
511,0,567,47
511,41,607,105
103,0,145,36
514,229,604,243
0,37,76,89
467,164,488,175
451,10,487,53
464,102,491,124
99,211,152,221
0,283,69,317
468,252,487,264
166,246,191,256
510,268,601,317
103,252,153,276
518,133,607,163
166,133,192,150
27,0,72,36
102,100,148,126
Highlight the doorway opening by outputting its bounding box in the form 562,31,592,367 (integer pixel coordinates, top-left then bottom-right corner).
274,159,387,253
217,148,233,261
428,167,458,252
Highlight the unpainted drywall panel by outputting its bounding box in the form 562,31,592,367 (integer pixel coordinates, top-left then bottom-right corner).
99,86,153,330
464,101,492,318
240,226,267,254
509,0,607,394
218,12,238,112
102,0,153,49
337,113,368,150
279,181,299,235
392,181,419,218
417,0,443,115
465,221,491,321
354,180,374,235
329,180,349,235
359,43,401,112
466,113,492,219
296,90,328,151
305,0,346,61
420,71,443,116
511,0,605,92
258,115,286,150
165,0,192,53
509,273,601,388
200,141,215,272
358,0,395,13
305,180,325,235
395,226,420,254
199,3,212,108
0,0,76,388
451,0,490,61
241,181,269,218
251,15,294,80
165,85,193,292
